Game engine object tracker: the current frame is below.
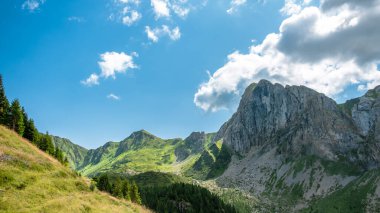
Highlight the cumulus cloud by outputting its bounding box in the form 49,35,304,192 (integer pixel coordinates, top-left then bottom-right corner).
107,93,121,100
22,0,45,12
98,52,138,79
81,52,138,86
122,7,141,26
150,0,198,19
151,0,171,18
194,0,380,112
145,25,181,42
81,74,99,87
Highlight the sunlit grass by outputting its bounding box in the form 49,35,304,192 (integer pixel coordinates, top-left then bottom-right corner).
0,126,151,213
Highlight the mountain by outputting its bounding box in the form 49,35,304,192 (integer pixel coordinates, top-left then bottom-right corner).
52,80,380,212
211,80,380,211
54,130,216,177
0,126,150,213
51,136,88,169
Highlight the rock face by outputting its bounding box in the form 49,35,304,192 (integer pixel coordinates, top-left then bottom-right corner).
213,80,380,211
175,132,207,161
215,80,365,163
352,86,380,140
350,86,380,169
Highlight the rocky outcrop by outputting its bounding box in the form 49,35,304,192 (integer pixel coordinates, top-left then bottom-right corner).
175,132,207,161
351,85,380,140
213,80,380,211
215,80,364,163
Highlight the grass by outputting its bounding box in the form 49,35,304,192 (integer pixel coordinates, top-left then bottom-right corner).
0,126,151,213
79,136,181,177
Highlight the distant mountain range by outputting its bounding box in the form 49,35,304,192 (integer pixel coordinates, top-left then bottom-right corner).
53,80,380,212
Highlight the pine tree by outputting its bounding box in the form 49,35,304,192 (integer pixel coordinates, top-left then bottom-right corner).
97,174,112,193
130,181,142,204
54,147,64,163
38,132,55,155
112,178,123,198
23,118,38,143
9,99,24,135
0,75,9,126
122,180,131,200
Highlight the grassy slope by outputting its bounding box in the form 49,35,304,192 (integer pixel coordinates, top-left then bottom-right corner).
0,126,150,213
79,132,217,177
184,140,232,180
79,137,181,177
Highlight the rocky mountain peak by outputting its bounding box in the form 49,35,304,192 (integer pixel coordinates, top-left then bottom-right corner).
128,129,157,141
216,79,367,163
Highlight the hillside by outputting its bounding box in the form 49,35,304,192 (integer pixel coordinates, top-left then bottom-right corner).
52,80,380,212
51,136,88,169
70,130,215,177
0,126,151,213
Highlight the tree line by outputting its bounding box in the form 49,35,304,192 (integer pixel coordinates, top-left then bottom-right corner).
140,183,237,213
93,173,142,204
0,75,68,164
94,172,237,213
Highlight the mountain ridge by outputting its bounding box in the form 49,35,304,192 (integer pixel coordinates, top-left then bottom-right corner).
53,80,380,212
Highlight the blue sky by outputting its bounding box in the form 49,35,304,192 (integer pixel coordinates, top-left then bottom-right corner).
1,0,380,148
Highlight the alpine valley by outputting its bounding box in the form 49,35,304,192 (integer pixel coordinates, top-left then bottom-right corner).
52,80,380,212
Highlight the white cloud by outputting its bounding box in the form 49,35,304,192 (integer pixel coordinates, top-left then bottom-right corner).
81,74,99,87
81,52,138,86
150,0,196,19
98,52,138,79
119,0,140,4
107,93,121,100
227,0,247,14
194,0,380,112
145,26,159,42
122,7,142,26
171,3,190,18
22,0,45,12
145,25,181,42
280,0,302,16
151,0,171,18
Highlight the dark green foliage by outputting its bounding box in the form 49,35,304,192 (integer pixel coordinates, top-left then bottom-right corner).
94,173,141,204
131,181,142,204
23,119,38,143
54,147,65,164
140,183,237,213
9,99,24,135
37,132,55,156
96,174,111,192
112,178,124,198
122,180,131,200
132,171,188,187
0,75,9,125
